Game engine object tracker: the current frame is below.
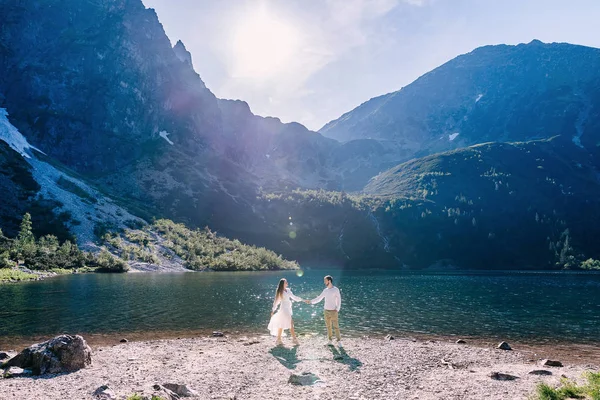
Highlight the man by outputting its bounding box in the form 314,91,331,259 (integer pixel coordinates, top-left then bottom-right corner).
306,275,342,346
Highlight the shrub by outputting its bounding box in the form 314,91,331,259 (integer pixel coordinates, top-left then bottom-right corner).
94,249,129,273
581,258,600,270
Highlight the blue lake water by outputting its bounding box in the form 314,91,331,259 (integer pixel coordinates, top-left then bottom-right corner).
1,269,599,344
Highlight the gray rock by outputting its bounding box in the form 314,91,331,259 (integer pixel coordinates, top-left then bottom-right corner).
3,366,33,378
120,338,128,343
456,339,467,344
490,372,519,381
152,384,181,400
385,335,395,341
212,331,224,337
162,383,198,397
93,385,117,399
288,372,322,386
3,334,92,375
497,341,512,350
0,352,10,361
542,359,563,367
529,370,553,376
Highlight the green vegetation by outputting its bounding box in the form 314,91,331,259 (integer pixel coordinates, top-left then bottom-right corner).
0,213,128,281
103,219,298,271
56,176,97,203
126,394,164,400
581,259,600,270
95,249,129,273
532,371,600,400
0,268,37,282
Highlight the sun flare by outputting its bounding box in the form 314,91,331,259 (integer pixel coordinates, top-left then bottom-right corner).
232,9,300,79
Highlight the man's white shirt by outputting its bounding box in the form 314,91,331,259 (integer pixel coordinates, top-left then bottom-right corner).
310,286,341,312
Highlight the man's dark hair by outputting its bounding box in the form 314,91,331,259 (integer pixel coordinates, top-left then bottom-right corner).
325,275,333,284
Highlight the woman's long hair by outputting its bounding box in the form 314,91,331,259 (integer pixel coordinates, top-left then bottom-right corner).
275,278,286,302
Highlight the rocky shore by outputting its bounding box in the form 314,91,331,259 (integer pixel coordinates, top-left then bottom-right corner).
1,333,598,400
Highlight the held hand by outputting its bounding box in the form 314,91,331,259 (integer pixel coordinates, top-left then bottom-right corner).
304,300,311,304
270,312,274,317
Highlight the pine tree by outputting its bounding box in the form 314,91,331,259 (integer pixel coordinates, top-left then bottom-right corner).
17,213,34,245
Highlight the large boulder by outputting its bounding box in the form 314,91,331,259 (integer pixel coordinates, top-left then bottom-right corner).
3,335,92,375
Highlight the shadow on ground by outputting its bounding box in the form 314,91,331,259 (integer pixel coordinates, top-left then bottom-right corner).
329,345,363,371
269,346,300,370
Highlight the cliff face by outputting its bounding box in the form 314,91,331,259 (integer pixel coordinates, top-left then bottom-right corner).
1,0,218,172
0,0,343,238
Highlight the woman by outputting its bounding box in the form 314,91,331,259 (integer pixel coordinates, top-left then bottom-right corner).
268,278,303,346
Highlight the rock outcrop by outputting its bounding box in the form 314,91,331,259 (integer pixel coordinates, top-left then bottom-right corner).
3,335,92,375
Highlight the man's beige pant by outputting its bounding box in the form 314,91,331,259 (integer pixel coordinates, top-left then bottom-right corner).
324,310,341,341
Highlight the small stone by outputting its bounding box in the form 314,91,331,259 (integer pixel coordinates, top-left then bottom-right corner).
120,338,128,343
162,383,199,397
385,335,395,341
529,370,552,376
497,341,512,350
153,384,179,400
93,385,117,399
212,331,224,337
542,359,563,367
490,372,519,381
288,372,321,386
456,339,467,344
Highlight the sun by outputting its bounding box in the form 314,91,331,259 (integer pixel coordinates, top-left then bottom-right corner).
232,8,300,80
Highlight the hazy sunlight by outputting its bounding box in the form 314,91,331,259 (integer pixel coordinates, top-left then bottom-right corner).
232,8,300,80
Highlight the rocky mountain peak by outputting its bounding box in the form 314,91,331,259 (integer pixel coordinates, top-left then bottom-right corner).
173,40,193,66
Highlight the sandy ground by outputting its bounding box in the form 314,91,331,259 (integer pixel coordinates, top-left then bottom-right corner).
1,334,599,400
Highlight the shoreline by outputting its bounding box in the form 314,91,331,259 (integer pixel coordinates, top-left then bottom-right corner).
1,333,598,400
2,330,599,366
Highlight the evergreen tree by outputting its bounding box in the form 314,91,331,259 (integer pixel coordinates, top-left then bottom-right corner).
17,213,34,245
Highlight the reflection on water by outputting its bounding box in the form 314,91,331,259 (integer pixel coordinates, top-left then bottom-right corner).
1,269,599,344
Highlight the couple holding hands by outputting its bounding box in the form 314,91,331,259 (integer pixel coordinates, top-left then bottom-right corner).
268,275,342,347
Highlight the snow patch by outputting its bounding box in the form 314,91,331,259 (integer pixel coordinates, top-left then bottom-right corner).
573,94,591,149
159,130,174,145
0,108,45,158
1,108,144,248
449,132,460,141
476,94,483,102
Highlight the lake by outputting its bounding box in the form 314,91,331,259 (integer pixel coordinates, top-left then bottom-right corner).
1,269,599,346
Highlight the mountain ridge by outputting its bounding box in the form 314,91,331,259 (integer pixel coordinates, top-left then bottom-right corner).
2,1,600,269
319,40,600,177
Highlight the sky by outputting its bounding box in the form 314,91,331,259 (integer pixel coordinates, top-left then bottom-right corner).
142,0,600,131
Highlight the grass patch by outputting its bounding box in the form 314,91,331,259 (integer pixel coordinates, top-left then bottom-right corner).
126,395,165,400
48,268,74,275
56,176,97,204
533,372,600,400
0,269,37,282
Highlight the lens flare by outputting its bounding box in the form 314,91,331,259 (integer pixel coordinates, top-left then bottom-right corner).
296,269,304,277
289,231,297,239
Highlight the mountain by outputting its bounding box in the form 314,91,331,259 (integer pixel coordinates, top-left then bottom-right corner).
320,40,600,174
253,136,600,269
2,1,600,270
364,136,600,268
0,0,344,240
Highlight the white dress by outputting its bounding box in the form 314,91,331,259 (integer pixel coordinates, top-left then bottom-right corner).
267,289,303,336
